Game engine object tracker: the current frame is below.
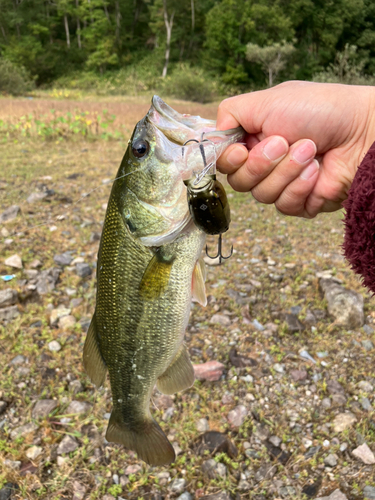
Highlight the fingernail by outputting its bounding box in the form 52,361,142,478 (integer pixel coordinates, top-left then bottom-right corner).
263,137,288,161
292,140,317,164
300,159,319,180
227,146,248,167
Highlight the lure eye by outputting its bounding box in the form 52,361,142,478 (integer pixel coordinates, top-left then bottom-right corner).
132,139,150,158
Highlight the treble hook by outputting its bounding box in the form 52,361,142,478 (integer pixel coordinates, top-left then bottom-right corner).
205,234,233,264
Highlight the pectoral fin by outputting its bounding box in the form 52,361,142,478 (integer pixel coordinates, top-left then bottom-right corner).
139,252,174,299
157,344,195,395
192,258,207,307
83,312,107,388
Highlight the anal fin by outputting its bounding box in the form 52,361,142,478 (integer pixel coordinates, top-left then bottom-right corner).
106,409,175,466
192,257,207,307
157,344,195,395
83,312,107,388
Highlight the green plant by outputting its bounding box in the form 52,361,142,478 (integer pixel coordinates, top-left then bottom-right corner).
0,58,35,95
160,64,218,103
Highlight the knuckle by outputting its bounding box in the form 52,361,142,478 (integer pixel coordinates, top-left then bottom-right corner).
251,187,274,204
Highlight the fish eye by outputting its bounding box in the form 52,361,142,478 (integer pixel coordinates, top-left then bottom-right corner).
132,139,150,158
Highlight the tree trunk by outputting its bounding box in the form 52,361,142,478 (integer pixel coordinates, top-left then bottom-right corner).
76,0,81,49
191,0,194,31
115,0,121,44
64,14,70,48
104,2,110,20
0,23,7,42
162,0,174,78
132,0,140,37
268,67,273,87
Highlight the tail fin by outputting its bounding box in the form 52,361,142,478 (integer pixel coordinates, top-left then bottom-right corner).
106,409,175,466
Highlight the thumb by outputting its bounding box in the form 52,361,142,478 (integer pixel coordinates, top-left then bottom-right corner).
216,91,269,134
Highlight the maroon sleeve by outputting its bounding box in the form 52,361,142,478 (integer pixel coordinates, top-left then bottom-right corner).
344,141,375,293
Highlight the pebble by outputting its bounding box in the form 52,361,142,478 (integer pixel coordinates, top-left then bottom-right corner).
9,354,27,366
0,205,20,223
0,289,18,308
124,464,141,475
273,363,284,373
320,278,364,328
27,191,48,203
317,489,348,500
177,493,192,500
340,443,348,452
26,446,43,460
363,486,375,499
32,399,58,418
360,397,373,411
58,315,76,329
299,350,316,363
358,380,374,392
285,313,304,333
50,307,71,326
227,405,248,428
321,398,332,409
0,305,19,322
269,435,282,447
10,422,39,440
362,340,374,351
254,463,275,481
196,418,209,432
210,313,231,326
48,341,61,352
162,407,174,421
290,369,307,382
352,443,375,464
4,254,22,269
53,252,73,266
221,392,235,405
75,263,92,278
194,361,225,381
69,380,84,394
237,479,251,492
72,481,86,500
66,400,92,415
252,319,265,331
202,459,227,479
168,478,186,494
0,483,18,500
324,453,337,467
332,412,357,432
57,435,79,455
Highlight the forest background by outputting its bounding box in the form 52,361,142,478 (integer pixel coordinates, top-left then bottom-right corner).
0,0,375,102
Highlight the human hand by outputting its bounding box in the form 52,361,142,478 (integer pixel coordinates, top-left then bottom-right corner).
217,81,375,218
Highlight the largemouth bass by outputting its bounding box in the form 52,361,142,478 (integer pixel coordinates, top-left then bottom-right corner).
83,96,244,466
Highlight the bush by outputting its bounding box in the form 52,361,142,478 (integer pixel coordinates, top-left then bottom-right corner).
160,64,219,103
0,58,35,95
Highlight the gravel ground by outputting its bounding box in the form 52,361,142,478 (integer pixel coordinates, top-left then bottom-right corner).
1,113,375,499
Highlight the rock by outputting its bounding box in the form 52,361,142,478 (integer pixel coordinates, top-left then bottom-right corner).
177,493,192,500
358,380,374,392
102,495,115,500
58,315,76,329
332,412,357,432
4,460,21,470
327,379,345,395
32,399,58,418
320,278,364,328
222,392,235,405
210,313,231,326
273,363,284,373
0,483,18,500
0,305,19,322
27,192,48,203
0,205,20,223
57,435,79,454
50,307,71,326
75,263,92,278
364,486,375,499
290,369,308,382
202,459,227,479
196,418,209,432
200,493,231,500
362,340,374,351
54,252,73,266
360,397,373,411
26,446,43,460
269,435,282,447
324,454,337,467
48,340,61,352
321,398,332,409
193,431,238,458
10,422,39,440
66,400,92,415
30,259,42,268
4,254,22,269
72,481,86,500
284,313,304,333
9,354,27,366
0,289,18,308
254,463,275,481
352,443,375,464
0,401,7,414
169,478,186,494
229,348,258,368
153,393,174,409
69,380,84,394
194,360,225,381
162,407,174,421
319,489,348,500
124,464,141,475
36,268,61,294
227,405,248,428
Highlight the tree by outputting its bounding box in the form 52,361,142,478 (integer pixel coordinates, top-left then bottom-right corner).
246,41,296,86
